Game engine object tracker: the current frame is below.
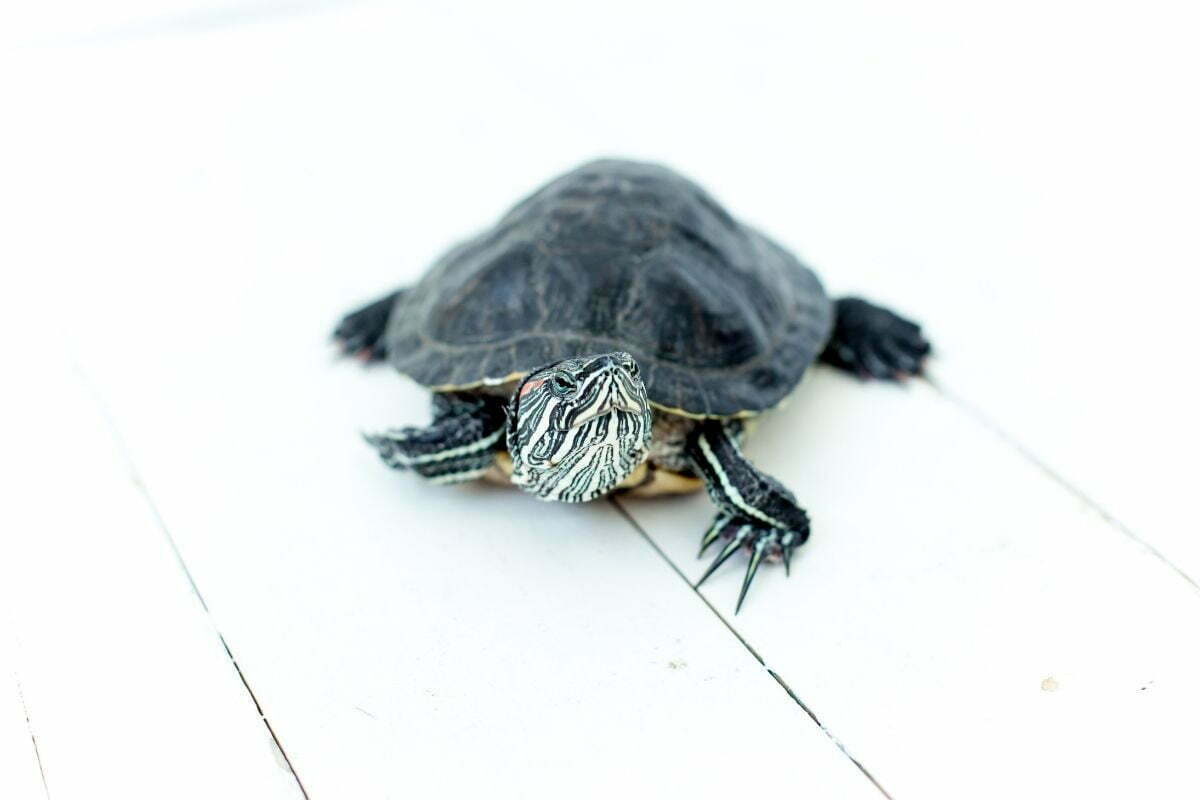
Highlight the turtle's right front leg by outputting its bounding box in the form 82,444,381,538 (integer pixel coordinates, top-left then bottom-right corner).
687,419,812,613
364,392,507,485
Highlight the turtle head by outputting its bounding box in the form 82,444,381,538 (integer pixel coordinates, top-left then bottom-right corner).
506,351,653,503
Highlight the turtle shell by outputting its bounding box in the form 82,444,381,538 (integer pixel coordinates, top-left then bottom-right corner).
385,159,833,417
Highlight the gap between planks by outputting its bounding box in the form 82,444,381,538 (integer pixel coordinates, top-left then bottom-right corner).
608,370,1200,800
608,497,896,800
12,667,52,800
923,375,1200,595
72,363,312,800
68,359,1187,800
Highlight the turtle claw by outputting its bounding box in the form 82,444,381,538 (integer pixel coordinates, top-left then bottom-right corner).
695,525,750,588
781,534,795,576
698,514,733,558
735,538,769,614
693,517,807,613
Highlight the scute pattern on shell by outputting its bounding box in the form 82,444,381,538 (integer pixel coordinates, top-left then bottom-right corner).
385,159,834,417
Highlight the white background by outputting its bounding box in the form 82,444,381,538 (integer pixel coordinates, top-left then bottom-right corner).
2,1,1199,798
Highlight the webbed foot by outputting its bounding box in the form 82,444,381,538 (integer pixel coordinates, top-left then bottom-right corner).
334,290,404,362
821,297,931,380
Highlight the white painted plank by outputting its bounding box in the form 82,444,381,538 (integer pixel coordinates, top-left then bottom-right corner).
336,0,1198,585
57,271,882,799
0,359,304,799
823,7,1200,586
0,14,888,799
622,369,1200,799
550,0,1198,582
7,0,1197,589
0,0,359,48
6,2,1198,796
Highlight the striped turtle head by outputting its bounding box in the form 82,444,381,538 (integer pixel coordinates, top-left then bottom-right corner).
506,352,653,503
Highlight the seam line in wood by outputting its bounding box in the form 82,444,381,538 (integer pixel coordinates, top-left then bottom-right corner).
923,373,1200,595
72,362,312,800
608,496,894,800
12,669,51,800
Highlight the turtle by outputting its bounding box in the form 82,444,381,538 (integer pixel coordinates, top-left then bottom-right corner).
334,158,931,612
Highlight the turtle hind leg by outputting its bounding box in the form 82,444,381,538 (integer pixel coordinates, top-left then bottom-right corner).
334,289,405,362
364,392,507,485
820,296,931,380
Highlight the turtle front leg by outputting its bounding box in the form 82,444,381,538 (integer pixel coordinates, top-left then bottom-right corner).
364,392,507,484
686,420,811,613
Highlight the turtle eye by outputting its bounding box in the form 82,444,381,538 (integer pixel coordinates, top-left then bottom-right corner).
550,373,577,397
624,360,640,379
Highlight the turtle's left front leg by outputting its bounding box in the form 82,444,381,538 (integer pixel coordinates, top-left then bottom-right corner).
364,392,507,485
686,419,811,613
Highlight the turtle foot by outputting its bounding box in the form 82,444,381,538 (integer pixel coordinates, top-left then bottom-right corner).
821,297,931,380
695,513,809,614
334,290,403,362
362,392,507,485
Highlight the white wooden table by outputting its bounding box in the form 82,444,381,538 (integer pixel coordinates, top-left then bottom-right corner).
3,2,1199,797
